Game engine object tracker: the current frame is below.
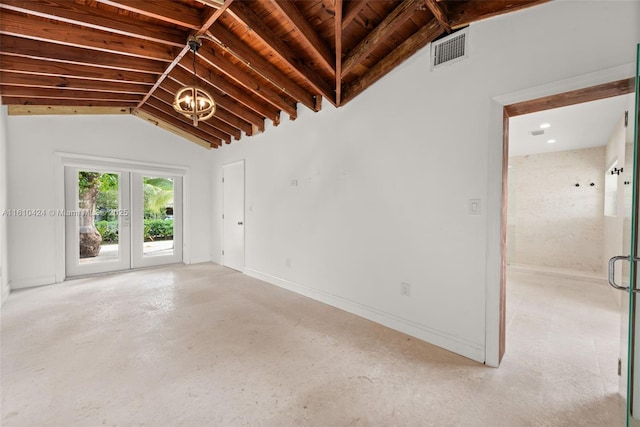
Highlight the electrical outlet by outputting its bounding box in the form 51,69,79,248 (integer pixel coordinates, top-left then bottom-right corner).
400,282,411,297
286,258,291,268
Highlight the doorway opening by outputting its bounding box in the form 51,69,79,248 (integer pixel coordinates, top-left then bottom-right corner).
500,77,636,423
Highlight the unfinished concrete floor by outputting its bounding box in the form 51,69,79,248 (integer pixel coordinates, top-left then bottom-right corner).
0,264,628,426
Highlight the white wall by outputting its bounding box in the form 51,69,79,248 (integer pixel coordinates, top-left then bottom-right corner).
6,115,213,289
0,106,9,305
211,1,640,363
508,147,606,275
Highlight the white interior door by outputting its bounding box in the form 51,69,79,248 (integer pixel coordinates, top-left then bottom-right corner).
223,160,245,271
65,166,183,277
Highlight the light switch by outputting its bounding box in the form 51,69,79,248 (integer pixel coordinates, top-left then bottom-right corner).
469,199,481,215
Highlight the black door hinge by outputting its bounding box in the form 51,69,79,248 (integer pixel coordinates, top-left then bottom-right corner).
625,111,629,128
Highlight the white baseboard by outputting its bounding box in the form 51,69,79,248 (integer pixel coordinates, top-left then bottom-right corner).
9,275,57,290
187,256,212,265
244,268,485,363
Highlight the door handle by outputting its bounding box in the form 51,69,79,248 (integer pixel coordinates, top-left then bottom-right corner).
609,255,630,291
237,221,243,225
608,255,640,293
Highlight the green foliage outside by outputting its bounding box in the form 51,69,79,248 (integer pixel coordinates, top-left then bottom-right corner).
145,219,174,241
79,172,118,200
95,220,119,243
87,174,175,245
144,177,173,219
95,219,174,243
94,176,174,221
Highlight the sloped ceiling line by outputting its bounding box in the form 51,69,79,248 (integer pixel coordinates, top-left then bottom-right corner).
0,0,549,149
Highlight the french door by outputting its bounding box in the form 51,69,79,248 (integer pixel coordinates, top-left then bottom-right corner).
64,167,183,277
608,44,640,426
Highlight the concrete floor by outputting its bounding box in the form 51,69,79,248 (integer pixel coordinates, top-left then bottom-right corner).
0,263,629,426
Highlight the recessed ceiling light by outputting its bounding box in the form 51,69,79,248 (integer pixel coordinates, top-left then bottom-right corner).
540,123,551,129
547,139,556,144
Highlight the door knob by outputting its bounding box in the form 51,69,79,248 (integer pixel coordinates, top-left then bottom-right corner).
238,221,243,225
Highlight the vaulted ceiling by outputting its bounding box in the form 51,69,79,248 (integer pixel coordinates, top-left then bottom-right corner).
0,0,548,149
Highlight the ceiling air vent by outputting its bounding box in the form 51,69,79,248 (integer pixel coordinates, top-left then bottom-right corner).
431,28,469,70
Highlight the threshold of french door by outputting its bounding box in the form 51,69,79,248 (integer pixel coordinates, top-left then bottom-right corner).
64,262,186,281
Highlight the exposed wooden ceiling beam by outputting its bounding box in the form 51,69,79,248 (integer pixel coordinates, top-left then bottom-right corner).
0,35,166,75
159,78,253,136
271,0,336,74
134,0,234,115
95,0,203,31
342,0,424,78
0,86,143,103
133,108,217,149
176,59,280,125
167,70,265,132
343,19,443,104
342,0,366,28
205,25,318,111
3,98,139,108
228,1,335,103
0,72,151,95
424,0,451,33
448,0,549,30
197,44,297,119
199,2,232,30
335,0,343,106
7,105,131,116
152,87,241,141
0,11,176,62
0,55,158,85
505,77,635,117
148,96,232,144
135,48,190,109
144,98,229,144
0,0,187,47
0,0,552,149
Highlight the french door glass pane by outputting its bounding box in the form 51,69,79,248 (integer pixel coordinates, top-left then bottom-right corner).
143,176,174,258
78,170,120,265
629,43,640,426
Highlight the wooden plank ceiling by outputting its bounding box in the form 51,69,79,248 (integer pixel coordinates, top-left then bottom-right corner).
0,0,548,149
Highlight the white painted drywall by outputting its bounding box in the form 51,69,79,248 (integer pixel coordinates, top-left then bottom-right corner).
211,1,640,363
508,147,606,276
0,106,9,305
6,114,212,289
